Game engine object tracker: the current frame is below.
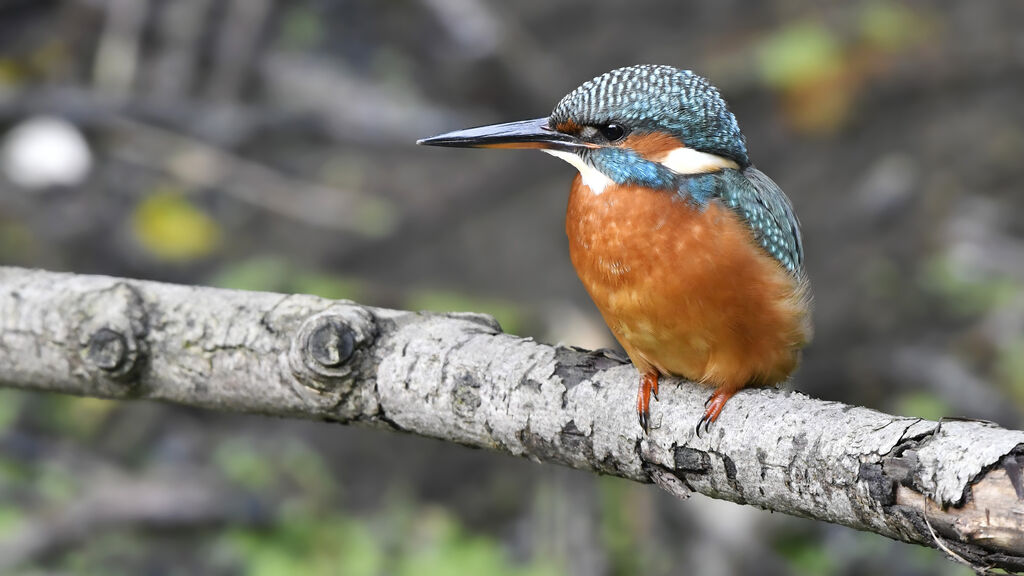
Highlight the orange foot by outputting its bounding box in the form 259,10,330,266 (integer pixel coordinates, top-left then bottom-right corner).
697,389,737,437
635,371,660,433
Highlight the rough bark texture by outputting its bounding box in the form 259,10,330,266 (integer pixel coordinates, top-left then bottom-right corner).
1,266,1022,571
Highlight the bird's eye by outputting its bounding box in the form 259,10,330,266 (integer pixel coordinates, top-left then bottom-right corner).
599,123,627,142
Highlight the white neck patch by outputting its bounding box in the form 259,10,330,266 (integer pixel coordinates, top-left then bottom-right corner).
542,146,737,195
543,150,612,195
659,147,739,174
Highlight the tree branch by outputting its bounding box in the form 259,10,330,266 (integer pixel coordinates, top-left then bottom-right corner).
0,266,1022,571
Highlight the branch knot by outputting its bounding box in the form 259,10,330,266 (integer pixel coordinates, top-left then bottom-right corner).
74,283,148,385
289,305,376,391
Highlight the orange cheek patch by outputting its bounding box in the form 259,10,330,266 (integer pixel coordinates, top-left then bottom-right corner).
553,119,581,134
622,132,686,159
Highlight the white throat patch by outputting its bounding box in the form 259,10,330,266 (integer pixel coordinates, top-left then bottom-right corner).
543,150,612,195
542,146,738,196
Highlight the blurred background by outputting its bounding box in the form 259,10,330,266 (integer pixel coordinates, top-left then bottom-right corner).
0,0,1022,574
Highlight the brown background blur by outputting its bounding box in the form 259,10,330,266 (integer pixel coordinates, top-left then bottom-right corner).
0,1,1022,574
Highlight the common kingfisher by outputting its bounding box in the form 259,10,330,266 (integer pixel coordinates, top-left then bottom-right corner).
419,65,812,434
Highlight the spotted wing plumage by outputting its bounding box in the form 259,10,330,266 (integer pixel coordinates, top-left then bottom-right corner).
714,167,804,276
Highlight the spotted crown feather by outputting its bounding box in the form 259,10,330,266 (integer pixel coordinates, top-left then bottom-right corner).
549,65,749,166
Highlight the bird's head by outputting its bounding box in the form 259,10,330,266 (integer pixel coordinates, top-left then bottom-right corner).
418,65,749,195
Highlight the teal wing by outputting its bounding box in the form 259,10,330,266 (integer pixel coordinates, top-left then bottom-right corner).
714,167,804,276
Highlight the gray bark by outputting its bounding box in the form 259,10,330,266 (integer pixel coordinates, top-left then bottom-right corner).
0,266,1022,571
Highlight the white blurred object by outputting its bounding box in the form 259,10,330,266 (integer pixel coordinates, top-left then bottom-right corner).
2,116,93,190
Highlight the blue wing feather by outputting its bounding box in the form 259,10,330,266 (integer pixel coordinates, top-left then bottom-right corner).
712,167,804,276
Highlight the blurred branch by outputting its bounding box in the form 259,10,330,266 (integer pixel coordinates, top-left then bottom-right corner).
92,0,147,97
148,0,214,101
890,345,1019,424
259,52,479,144
0,85,300,147
416,0,570,103
1,266,1023,572
207,0,272,101
107,116,398,238
0,80,463,147
0,469,266,570
419,0,501,60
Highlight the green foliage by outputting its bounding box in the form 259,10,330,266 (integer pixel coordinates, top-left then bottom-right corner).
0,221,37,265
0,457,29,491
35,461,77,504
279,440,337,504
757,3,930,91
225,506,556,576
209,256,291,292
905,541,975,576
0,58,24,86
214,261,530,334
394,508,558,576
213,438,278,492
280,6,325,49
291,274,366,303
132,188,222,262
0,390,25,434
919,256,1019,317
215,443,555,576
858,2,930,49
998,338,1024,407
0,505,24,537
756,22,842,90
350,196,400,239
60,531,139,576
895,392,949,421
406,289,525,335
38,395,118,439
599,476,646,576
227,513,384,576
774,532,837,576
210,257,366,302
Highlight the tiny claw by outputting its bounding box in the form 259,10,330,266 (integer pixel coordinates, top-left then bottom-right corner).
636,371,659,434
647,372,660,402
695,413,715,438
696,389,737,436
638,409,650,434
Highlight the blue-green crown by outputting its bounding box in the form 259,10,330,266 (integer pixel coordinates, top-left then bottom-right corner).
549,65,749,166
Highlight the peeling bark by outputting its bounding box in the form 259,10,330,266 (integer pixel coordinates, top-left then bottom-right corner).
0,266,1023,571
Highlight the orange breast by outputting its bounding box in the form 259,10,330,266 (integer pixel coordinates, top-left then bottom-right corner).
565,174,811,392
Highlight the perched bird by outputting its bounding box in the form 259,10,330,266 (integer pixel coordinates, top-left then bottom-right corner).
418,65,812,434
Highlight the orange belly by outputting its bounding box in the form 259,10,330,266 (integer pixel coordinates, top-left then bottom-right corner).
565,174,811,392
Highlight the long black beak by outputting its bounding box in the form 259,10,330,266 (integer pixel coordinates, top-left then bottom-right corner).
417,117,589,151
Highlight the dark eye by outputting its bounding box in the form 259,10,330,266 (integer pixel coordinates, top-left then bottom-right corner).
598,123,626,142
